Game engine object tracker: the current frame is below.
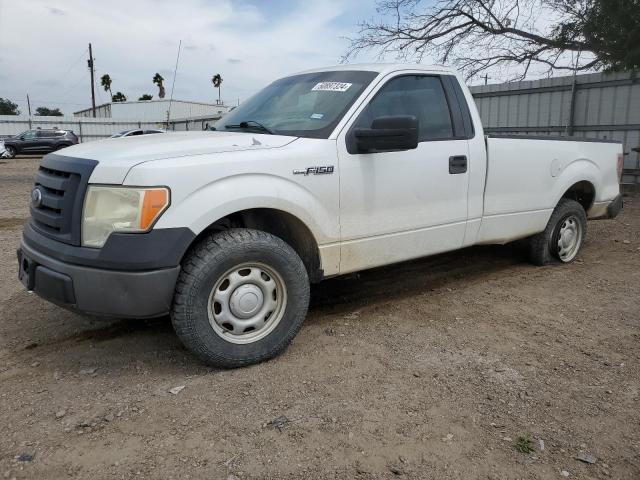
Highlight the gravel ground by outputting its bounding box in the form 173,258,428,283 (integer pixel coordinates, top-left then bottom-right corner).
0,156,639,480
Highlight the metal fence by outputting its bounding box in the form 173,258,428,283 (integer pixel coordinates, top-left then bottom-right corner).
470,70,640,188
0,114,223,143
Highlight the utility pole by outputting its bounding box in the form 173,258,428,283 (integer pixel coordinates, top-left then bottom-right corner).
26,94,32,116
88,43,96,118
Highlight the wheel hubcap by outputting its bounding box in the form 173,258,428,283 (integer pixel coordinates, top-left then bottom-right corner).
556,215,582,262
229,284,264,319
207,263,287,344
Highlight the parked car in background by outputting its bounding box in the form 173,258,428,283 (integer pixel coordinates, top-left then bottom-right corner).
3,129,79,158
110,129,165,138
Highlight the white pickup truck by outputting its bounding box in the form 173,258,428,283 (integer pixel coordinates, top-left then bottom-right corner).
18,64,623,367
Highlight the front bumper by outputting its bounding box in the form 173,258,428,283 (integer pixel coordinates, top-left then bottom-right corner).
17,224,195,318
18,241,180,318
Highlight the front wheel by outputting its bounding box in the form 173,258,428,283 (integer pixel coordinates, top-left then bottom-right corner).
171,229,310,368
528,199,587,265
4,146,16,158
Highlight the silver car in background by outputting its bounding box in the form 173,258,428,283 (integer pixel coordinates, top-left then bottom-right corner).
110,129,165,138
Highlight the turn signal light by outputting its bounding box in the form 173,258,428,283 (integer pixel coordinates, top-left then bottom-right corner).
141,188,169,230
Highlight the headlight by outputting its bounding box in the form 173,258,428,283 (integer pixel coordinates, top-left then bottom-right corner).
82,186,170,247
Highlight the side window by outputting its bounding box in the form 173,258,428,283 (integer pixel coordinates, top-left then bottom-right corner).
129,130,143,136
37,130,53,138
22,131,37,140
353,75,454,142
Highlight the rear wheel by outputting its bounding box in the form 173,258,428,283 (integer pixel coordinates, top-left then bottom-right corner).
529,199,587,265
171,229,310,368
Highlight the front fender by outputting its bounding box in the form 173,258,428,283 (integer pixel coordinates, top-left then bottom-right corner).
154,172,338,245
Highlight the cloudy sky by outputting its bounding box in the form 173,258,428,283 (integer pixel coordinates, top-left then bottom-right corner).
0,0,389,115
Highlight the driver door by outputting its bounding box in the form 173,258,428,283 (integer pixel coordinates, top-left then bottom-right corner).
337,74,471,274
19,131,39,153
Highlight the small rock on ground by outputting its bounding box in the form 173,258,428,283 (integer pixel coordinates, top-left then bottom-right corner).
168,385,185,395
576,451,597,464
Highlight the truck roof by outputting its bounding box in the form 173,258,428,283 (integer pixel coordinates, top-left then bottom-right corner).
293,63,457,77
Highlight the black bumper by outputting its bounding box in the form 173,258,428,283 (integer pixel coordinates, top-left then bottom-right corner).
18,225,196,318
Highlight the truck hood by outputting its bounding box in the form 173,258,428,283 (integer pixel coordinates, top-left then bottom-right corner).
57,131,297,184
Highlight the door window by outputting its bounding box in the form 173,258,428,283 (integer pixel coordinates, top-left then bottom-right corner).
22,131,37,140
353,75,454,142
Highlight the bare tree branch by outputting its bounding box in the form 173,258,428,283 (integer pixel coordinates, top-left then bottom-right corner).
343,0,605,82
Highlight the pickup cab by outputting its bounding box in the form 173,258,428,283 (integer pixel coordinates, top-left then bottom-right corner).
17,64,623,367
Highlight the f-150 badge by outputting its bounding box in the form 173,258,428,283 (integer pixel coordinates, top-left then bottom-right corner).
293,166,334,175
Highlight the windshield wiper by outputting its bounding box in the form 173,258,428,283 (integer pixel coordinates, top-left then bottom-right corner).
224,120,273,134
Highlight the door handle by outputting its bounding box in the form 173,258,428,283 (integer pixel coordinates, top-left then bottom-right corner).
449,155,467,174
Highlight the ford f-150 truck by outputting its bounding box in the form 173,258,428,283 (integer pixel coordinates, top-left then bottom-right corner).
17,64,623,367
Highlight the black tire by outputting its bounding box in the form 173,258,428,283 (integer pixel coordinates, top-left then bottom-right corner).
171,228,310,368
528,198,587,265
55,143,71,151
4,146,16,158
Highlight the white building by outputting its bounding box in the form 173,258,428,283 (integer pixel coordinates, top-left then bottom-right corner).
74,99,231,121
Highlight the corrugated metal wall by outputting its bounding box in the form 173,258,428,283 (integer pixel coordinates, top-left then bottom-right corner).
470,71,640,187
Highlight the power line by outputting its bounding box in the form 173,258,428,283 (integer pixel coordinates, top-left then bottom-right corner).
58,48,89,81
58,71,90,101
166,40,182,127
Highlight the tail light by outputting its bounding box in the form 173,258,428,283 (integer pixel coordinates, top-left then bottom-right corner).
616,153,624,181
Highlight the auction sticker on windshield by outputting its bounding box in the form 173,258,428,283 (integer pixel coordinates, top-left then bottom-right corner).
311,82,352,92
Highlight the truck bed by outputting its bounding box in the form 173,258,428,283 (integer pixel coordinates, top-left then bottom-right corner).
475,135,622,244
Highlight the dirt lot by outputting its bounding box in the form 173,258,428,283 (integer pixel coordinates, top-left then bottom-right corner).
0,156,639,480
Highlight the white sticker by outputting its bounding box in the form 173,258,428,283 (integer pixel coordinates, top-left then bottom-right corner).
310,113,324,119
311,82,352,92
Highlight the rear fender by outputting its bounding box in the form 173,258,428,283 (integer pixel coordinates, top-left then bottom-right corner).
551,158,600,209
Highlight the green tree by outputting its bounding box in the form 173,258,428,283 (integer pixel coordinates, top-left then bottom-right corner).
153,73,166,99
112,92,127,102
211,73,223,104
100,74,113,99
571,0,640,71
0,98,20,115
345,0,640,81
138,94,153,101
35,107,63,116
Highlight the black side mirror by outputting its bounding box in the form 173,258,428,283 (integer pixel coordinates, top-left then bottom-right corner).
352,115,419,153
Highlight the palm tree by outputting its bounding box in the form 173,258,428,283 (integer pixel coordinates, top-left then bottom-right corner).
112,92,127,102
100,74,113,100
211,74,223,104
153,73,165,99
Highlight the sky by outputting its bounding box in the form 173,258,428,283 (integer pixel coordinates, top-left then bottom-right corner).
0,0,385,115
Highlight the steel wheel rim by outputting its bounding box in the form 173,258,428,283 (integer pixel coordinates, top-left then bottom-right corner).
207,262,287,344
556,214,582,262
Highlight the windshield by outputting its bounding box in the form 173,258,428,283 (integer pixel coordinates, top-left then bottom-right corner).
214,70,378,139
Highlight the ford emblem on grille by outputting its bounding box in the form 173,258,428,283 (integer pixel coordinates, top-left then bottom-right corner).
31,187,43,207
